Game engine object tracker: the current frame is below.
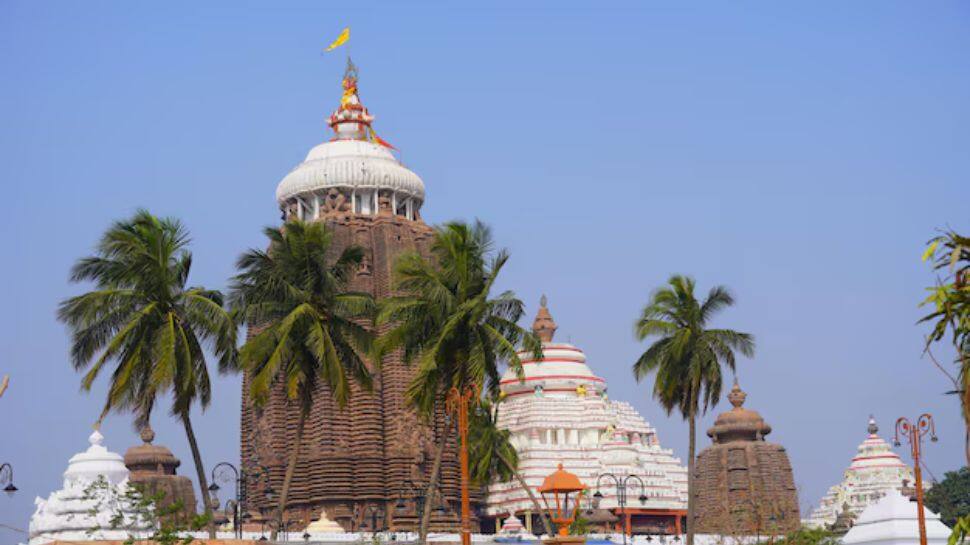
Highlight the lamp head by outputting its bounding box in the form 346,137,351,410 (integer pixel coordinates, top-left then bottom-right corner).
3,483,16,497
208,482,220,492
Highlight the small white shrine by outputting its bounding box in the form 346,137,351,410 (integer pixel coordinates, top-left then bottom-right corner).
842,489,951,545
28,428,151,545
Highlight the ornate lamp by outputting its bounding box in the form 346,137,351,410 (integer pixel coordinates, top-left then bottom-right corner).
538,463,587,545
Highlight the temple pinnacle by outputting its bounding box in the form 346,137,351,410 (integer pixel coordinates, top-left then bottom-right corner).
532,295,558,343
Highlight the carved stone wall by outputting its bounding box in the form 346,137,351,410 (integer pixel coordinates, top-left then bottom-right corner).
239,213,481,532
691,382,799,535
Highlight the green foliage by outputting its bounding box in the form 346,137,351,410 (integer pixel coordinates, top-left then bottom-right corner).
773,526,839,545
58,210,237,426
468,399,517,486
375,220,540,417
82,476,209,544
922,230,970,354
568,514,591,536
230,219,375,410
926,466,970,527
921,230,970,440
949,515,970,545
631,275,755,420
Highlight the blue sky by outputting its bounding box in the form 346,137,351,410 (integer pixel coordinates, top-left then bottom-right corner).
1,1,968,535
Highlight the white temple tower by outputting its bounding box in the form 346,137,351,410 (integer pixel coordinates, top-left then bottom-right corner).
485,297,688,535
28,429,151,545
807,416,917,528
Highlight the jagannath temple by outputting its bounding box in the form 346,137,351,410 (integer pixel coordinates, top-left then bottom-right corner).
806,416,916,529
692,380,800,535
485,297,689,535
239,58,471,532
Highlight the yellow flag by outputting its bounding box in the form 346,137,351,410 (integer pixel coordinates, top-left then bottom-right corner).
326,27,350,52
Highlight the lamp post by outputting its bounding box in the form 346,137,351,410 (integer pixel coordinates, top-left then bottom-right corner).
538,463,586,545
0,463,16,497
592,473,646,545
209,462,245,538
894,414,937,545
366,503,386,533
446,384,477,545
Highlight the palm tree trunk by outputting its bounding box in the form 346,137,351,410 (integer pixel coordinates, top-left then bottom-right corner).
181,413,216,539
687,413,696,545
272,407,308,541
419,417,455,544
498,450,554,537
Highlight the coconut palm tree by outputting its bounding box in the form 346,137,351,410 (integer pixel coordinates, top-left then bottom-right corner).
632,275,754,545
229,220,374,539
58,210,237,538
468,398,555,537
375,220,540,543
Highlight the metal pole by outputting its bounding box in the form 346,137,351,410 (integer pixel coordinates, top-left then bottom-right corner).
448,385,476,545
895,414,937,545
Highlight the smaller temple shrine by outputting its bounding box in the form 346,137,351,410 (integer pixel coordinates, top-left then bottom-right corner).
842,489,951,545
123,424,197,521
28,428,152,545
486,297,688,535
692,381,800,535
806,416,916,529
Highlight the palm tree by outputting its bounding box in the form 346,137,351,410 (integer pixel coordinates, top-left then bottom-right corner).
229,220,374,539
375,220,540,543
58,210,237,538
468,398,555,537
631,275,754,545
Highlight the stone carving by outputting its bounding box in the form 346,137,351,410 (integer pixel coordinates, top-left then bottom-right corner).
323,188,349,214
692,380,800,534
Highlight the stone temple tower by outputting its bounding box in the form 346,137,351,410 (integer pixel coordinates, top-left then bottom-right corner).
692,380,800,534
240,59,474,532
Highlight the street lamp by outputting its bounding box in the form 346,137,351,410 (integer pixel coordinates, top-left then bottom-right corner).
366,503,386,533
538,464,586,543
209,462,245,539
593,473,647,545
446,384,477,545
894,414,938,545
0,463,16,497
396,479,427,530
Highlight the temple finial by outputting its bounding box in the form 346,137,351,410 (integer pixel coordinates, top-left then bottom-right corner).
867,415,878,435
728,380,747,408
532,295,557,343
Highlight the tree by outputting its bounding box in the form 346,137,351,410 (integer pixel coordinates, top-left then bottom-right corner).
375,220,540,543
925,466,970,528
631,275,754,545
230,220,374,540
58,211,237,538
467,399,555,537
921,230,970,465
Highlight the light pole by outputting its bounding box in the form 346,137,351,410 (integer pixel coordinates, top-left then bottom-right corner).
592,473,647,545
894,414,938,545
209,462,245,538
446,384,477,545
0,463,16,497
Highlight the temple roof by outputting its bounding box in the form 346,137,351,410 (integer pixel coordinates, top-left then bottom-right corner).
706,380,772,443
275,59,425,206
123,424,181,476
64,428,129,486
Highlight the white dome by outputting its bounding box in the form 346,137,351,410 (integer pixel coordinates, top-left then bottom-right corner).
63,429,129,487
275,139,425,205
500,342,606,396
843,490,951,545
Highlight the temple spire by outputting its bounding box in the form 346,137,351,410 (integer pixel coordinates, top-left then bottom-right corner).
532,295,558,343
328,57,373,141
